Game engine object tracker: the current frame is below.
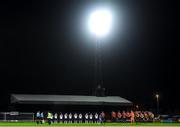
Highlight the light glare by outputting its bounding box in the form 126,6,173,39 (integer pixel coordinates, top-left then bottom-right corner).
89,9,112,37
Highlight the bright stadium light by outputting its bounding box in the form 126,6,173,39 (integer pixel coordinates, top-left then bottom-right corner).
155,93,160,115
156,94,159,99
88,9,112,37
88,8,112,96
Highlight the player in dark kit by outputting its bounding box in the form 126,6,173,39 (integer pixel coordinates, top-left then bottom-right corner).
40,112,44,124
130,110,135,123
140,111,144,122
135,111,140,122
99,111,105,124
122,111,126,122
111,111,116,122
117,111,122,122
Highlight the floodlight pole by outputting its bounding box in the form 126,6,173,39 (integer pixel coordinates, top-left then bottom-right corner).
94,39,105,96
156,94,159,115
89,9,111,96
95,39,103,87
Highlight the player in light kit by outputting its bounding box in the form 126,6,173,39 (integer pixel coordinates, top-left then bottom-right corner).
85,113,88,123
69,113,72,123
78,113,83,123
148,111,154,121
74,113,78,123
144,111,149,121
89,113,93,123
64,113,68,123
59,112,63,123
36,111,41,124
54,113,58,123
94,113,99,123
47,111,53,125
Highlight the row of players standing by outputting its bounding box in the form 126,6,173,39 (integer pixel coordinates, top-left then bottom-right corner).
36,111,105,125
59,112,105,123
111,110,154,122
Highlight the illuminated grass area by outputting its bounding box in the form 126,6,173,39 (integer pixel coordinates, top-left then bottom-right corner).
0,122,180,126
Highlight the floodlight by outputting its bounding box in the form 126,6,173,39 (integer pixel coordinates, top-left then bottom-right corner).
88,9,112,37
156,94,159,99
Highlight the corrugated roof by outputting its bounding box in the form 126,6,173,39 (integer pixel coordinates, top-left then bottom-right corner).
11,94,132,106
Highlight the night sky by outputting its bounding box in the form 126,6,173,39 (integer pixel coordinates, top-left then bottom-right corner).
0,0,178,113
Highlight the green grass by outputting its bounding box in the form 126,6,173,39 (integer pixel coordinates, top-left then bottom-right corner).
0,122,180,126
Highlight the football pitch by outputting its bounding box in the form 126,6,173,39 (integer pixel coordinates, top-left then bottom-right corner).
0,122,180,127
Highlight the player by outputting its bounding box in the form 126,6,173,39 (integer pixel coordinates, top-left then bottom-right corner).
144,111,148,121
94,112,99,123
69,113,72,123
117,111,122,122
54,113,58,123
40,112,44,124
126,111,130,121
64,113,68,123
89,113,93,123
111,111,116,122
74,113,78,123
122,111,126,122
85,113,88,123
135,111,140,122
78,113,83,123
99,111,105,124
47,111,53,125
36,111,41,124
140,111,144,122
59,112,63,123
130,110,135,123
148,111,154,121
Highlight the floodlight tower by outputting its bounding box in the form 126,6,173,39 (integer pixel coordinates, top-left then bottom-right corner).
88,9,112,96
155,94,160,115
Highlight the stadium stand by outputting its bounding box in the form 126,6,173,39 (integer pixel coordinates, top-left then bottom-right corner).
11,94,132,106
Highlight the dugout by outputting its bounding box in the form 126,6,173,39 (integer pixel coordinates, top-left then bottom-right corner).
10,94,133,112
